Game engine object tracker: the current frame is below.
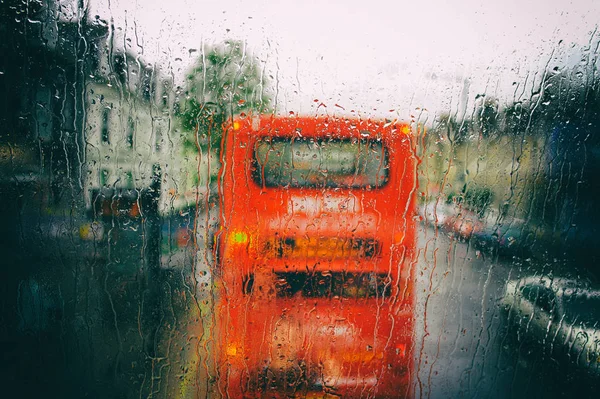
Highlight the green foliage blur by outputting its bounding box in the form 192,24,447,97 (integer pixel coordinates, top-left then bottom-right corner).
177,40,273,152
447,185,494,217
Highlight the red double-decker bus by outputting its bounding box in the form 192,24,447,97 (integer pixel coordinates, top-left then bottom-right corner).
215,115,418,398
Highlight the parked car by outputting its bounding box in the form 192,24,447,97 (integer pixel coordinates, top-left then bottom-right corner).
501,276,600,377
419,200,486,240
160,207,196,270
471,215,536,257
19,212,105,260
419,201,457,228
447,208,484,239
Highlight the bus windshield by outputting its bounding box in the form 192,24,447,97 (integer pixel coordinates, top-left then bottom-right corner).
253,137,389,189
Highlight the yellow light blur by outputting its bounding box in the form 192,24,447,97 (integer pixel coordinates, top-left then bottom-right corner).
400,125,411,135
264,237,378,259
226,344,238,356
79,224,90,239
233,121,241,130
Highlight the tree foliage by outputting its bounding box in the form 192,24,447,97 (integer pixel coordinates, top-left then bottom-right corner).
436,113,471,145
177,40,272,151
473,96,500,138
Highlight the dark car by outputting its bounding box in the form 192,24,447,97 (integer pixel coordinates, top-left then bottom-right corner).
160,207,196,270
471,215,537,257
501,276,600,377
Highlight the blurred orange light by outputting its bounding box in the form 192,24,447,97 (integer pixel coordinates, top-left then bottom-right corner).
394,232,405,243
129,202,140,217
226,343,238,356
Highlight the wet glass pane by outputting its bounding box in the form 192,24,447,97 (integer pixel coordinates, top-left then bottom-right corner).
1,0,600,398
254,137,389,188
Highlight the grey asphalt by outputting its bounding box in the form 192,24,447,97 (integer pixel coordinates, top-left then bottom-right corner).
414,224,595,399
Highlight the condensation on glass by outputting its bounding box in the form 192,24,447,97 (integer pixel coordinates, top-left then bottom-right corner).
1,1,599,398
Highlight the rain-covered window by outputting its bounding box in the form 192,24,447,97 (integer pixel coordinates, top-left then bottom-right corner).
254,137,389,188
1,0,600,398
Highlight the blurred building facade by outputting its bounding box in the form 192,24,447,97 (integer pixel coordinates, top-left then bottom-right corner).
83,48,215,218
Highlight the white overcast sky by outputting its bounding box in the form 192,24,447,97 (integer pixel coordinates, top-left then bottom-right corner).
81,0,599,121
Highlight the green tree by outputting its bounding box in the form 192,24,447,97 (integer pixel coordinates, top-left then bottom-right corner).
437,113,470,145
473,95,500,138
177,40,272,151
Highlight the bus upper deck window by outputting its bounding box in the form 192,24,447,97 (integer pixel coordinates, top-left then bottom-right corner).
253,137,389,189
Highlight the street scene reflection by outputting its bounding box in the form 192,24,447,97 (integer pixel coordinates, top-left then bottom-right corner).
1,0,600,398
